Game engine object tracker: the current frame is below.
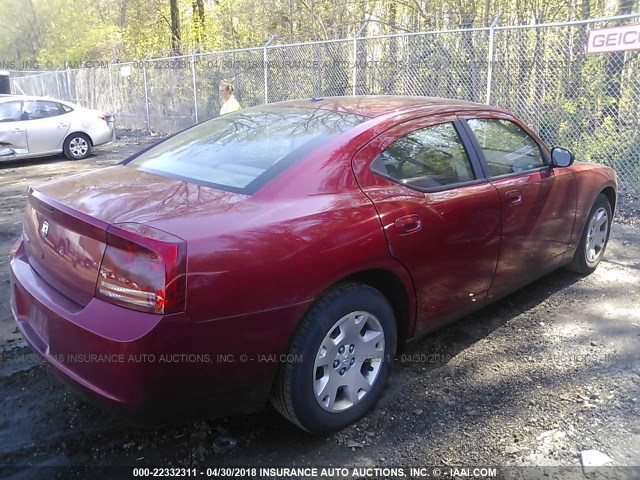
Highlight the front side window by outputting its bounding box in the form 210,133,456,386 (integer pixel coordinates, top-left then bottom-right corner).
466,118,546,177
0,101,22,122
127,106,366,194
371,122,475,189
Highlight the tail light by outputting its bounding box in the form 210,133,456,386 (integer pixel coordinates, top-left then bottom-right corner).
95,223,186,314
98,114,106,121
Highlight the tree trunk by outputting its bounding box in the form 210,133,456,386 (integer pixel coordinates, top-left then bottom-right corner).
288,0,295,43
603,0,634,121
192,0,205,46
170,0,182,55
566,0,590,100
483,0,491,27
387,1,398,93
460,11,478,101
118,0,128,28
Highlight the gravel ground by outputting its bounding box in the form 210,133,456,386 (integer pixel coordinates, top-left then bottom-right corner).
0,138,638,479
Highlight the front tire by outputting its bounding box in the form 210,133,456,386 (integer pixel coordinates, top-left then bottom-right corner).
272,283,397,433
567,193,612,275
63,133,92,160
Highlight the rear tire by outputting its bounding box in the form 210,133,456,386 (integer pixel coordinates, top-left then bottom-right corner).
272,283,396,433
63,133,92,160
566,193,612,275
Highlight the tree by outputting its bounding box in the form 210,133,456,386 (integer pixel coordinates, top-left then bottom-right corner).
170,0,182,55
602,0,635,122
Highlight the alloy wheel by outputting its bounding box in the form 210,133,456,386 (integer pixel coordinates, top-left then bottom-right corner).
69,137,89,158
313,310,385,413
585,207,608,266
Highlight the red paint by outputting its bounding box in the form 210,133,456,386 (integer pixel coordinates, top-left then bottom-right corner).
9,96,617,421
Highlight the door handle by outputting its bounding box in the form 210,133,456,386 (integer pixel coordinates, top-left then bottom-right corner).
58,123,69,128
504,189,522,205
394,214,422,234
13,128,23,133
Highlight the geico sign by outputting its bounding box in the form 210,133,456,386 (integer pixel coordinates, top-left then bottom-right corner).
587,24,640,54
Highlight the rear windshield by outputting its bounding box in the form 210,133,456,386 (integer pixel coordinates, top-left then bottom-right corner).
126,106,367,194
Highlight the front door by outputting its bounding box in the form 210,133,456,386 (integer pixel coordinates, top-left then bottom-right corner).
0,100,28,156
352,115,502,333
459,114,577,298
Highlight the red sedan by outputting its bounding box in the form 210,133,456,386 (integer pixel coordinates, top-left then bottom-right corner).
9,96,616,433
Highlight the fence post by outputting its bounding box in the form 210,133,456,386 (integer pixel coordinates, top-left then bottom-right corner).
12,78,26,95
191,52,199,123
352,23,367,96
263,35,275,104
55,69,61,99
142,55,150,131
108,60,116,115
485,11,502,105
66,64,72,100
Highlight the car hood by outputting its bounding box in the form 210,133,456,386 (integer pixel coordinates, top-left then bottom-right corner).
33,165,248,226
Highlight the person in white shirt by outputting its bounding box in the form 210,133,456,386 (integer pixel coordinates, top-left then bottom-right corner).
219,81,241,115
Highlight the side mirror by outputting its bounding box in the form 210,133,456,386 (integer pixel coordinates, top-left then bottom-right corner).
550,147,574,168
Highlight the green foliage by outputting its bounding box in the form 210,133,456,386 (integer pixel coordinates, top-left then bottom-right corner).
574,117,640,168
0,0,622,65
1,0,637,188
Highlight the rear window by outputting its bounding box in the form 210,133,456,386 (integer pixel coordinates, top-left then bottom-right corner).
126,106,367,194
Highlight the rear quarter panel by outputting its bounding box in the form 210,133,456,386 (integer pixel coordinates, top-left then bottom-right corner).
69,108,111,146
148,189,416,385
165,194,407,320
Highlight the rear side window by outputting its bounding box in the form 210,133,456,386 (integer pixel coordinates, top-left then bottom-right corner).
466,118,545,177
34,101,66,118
371,122,475,189
127,106,367,194
21,100,65,120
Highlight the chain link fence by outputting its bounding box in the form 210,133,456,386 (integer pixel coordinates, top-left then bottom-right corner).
9,13,640,191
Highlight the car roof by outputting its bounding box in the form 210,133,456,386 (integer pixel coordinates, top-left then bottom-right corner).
0,94,38,102
269,95,502,118
0,94,77,107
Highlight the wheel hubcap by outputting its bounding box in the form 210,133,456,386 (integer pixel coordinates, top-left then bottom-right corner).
585,207,608,266
313,311,385,413
69,137,88,158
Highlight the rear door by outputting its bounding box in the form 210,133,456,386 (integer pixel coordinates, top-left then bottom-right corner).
352,114,502,333
458,112,577,298
23,100,71,154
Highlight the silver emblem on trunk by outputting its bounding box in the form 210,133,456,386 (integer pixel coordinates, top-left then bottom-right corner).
40,221,49,238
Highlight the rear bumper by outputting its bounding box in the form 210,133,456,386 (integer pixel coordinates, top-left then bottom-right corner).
9,240,303,422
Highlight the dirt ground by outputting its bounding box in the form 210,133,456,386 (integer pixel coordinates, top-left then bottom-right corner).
0,136,638,479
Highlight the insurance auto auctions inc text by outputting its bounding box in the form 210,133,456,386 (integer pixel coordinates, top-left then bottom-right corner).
203,466,498,478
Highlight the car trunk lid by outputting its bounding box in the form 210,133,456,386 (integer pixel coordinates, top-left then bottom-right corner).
33,165,248,224
23,166,248,305
24,188,109,306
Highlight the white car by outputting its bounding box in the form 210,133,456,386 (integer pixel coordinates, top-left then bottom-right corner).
0,95,114,160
